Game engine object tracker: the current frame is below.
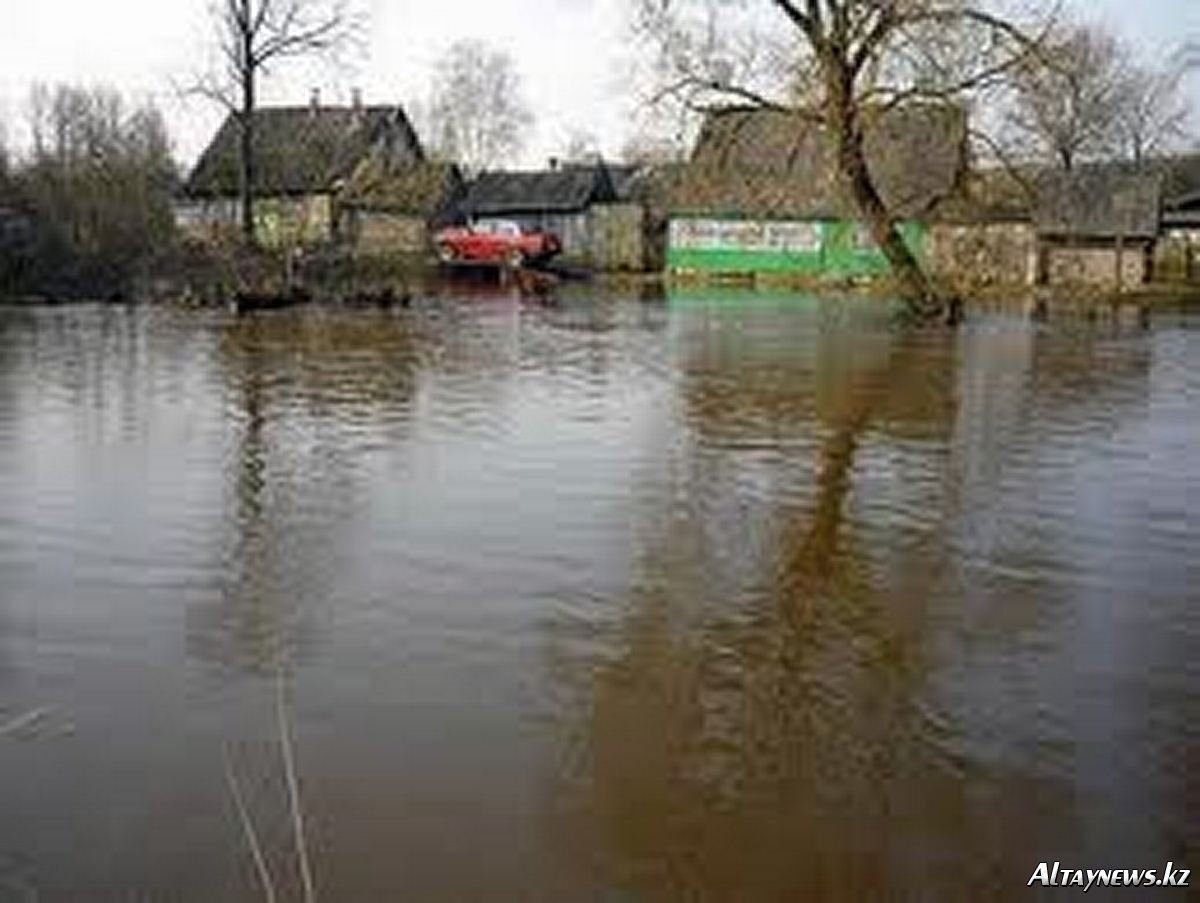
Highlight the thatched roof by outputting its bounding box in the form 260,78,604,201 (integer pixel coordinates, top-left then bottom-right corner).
340,157,464,218
185,104,423,198
929,167,1035,224
1034,167,1161,239
458,165,616,217
670,104,968,220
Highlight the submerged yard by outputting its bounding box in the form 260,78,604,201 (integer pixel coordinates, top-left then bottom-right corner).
0,289,1196,900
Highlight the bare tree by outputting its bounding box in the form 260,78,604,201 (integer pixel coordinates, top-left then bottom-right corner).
1002,21,1129,171
195,0,361,245
1112,51,1195,167
428,40,533,175
634,0,1058,320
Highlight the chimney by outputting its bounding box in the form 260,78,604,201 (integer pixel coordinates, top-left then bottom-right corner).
309,88,321,115
548,156,559,171
351,87,362,110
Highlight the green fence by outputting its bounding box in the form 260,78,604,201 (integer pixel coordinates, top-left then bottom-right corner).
666,216,925,276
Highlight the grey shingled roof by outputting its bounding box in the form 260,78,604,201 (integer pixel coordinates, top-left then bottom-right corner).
458,165,616,217
1034,167,1161,239
185,104,423,198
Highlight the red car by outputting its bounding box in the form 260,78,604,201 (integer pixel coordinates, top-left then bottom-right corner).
434,218,561,267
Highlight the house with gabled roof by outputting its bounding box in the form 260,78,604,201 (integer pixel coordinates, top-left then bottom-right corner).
176,92,425,248
1032,166,1161,288
666,104,969,277
451,162,618,263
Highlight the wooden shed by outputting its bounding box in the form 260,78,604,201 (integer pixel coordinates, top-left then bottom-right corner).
1033,167,1161,290
454,164,617,264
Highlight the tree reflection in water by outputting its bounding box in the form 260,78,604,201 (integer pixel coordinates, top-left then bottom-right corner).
186,311,421,676
549,306,1080,902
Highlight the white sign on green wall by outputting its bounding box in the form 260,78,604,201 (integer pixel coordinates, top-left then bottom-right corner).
670,219,823,254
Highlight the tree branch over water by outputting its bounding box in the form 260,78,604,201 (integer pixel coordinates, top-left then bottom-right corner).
633,0,1062,320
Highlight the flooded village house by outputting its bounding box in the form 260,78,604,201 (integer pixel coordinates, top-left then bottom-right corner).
666,104,1199,291
171,87,1200,289
175,90,429,248
665,105,967,279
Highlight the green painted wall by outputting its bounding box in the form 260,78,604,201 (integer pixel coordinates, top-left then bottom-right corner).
667,216,926,276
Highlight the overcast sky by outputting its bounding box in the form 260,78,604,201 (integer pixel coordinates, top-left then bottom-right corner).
1,0,1197,169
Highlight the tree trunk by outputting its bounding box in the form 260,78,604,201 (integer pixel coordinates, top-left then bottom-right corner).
238,8,256,246
825,61,942,320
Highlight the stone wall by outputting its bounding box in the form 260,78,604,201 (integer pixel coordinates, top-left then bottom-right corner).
928,222,1156,291
928,222,1037,287
1044,243,1149,289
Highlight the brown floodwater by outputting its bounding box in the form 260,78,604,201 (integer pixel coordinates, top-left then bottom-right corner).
0,288,1196,901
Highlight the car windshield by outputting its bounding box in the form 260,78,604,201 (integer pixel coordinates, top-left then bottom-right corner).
477,220,521,237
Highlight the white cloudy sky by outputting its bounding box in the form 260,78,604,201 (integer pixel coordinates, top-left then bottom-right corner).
1,0,1197,169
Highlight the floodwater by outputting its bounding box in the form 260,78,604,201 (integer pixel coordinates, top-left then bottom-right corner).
0,288,1196,901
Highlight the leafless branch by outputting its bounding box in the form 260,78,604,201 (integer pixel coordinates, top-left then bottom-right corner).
222,746,279,903
277,667,316,903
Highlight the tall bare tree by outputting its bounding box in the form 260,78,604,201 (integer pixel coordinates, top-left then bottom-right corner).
427,40,533,175
196,0,361,245
635,0,1057,320
1002,22,1128,171
1112,51,1195,167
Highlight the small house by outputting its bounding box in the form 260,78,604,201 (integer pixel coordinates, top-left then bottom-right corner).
666,104,968,277
1033,167,1160,289
178,93,424,247
454,163,617,263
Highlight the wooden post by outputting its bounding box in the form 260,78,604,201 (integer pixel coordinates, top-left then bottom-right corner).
1115,230,1124,294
